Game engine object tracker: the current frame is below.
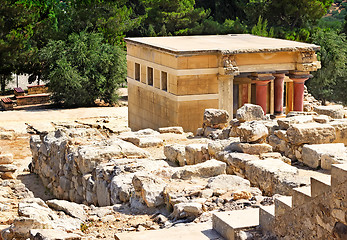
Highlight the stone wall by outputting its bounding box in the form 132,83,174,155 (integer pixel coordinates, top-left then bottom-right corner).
16,94,50,106
268,165,347,239
27,85,49,95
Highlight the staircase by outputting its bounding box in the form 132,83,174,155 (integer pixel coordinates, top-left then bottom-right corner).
212,163,347,240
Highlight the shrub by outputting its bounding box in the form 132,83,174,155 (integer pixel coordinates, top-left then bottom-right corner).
40,31,126,107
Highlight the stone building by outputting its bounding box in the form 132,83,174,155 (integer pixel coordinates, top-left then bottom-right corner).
125,34,320,132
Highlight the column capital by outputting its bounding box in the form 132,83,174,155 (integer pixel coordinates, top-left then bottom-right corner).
273,73,286,79
289,71,312,80
250,73,275,81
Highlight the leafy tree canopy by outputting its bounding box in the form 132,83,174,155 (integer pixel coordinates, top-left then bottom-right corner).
40,31,126,107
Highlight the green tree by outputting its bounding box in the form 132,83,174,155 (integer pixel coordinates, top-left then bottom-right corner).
40,31,126,107
307,28,347,104
251,16,274,37
140,0,209,36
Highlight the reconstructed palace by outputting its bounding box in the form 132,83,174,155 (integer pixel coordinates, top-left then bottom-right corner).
125,34,320,132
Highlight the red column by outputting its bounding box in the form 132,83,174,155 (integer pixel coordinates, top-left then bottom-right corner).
255,80,270,113
292,78,308,111
273,73,285,115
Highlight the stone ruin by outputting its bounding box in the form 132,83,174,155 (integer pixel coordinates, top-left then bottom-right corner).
1,102,347,239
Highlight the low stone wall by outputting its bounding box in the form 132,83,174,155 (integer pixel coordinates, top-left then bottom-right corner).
1,98,14,110
269,166,347,239
16,94,50,105
27,85,49,95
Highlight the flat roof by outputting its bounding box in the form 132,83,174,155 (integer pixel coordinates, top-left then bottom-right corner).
125,34,320,55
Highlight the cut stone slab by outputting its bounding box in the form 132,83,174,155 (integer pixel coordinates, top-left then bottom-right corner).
203,109,229,129
313,115,330,124
236,104,265,122
164,144,186,166
206,174,251,192
213,208,259,240
46,199,87,221
301,143,347,169
330,119,347,145
30,229,81,240
159,126,184,134
233,142,273,155
172,159,226,180
172,202,203,219
314,105,344,119
277,115,313,130
0,154,14,164
185,144,209,165
115,223,223,240
223,152,260,176
286,123,336,145
236,121,269,143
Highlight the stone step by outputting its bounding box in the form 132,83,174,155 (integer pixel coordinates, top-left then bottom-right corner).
259,205,275,233
292,186,311,208
310,176,331,197
274,196,292,216
331,163,347,188
212,208,259,240
115,223,223,240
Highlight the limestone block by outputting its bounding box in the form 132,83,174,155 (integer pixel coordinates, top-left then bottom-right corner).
313,115,331,123
30,229,82,240
110,173,134,204
206,174,251,192
330,119,347,145
46,199,87,221
233,142,273,155
222,152,260,176
164,144,186,166
277,115,313,130
268,135,286,152
132,173,167,208
172,159,226,180
274,130,288,142
159,126,184,134
0,164,17,172
96,179,111,207
236,104,265,122
0,131,14,140
236,121,269,143
286,123,336,145
207,139,234,159
314,105,344,119
185,144,209,165
302,143,347,169
0,154,14,164
171,202,203,219
203,109,229,129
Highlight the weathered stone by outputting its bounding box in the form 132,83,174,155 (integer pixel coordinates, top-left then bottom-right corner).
171,202,203,219
159,126,184,134
118,132,163,147
222,152,260,176
164,144,186,166
301,143,347,169
277,115,313,130
0,131,14,140
208,139,235,159
46,199,87,221
30,229,81,240
0,164,17,172
236,104,265,122
172,159,226,180
330,119,347,145
203,109,229,129
233,142,273,155
96,179,111,207
132,173,167,208
268,135,286,153
1,171,16,179
203,127,224,139
232,190,252,200
274,130,288,141
314,105,344,119
206,174,250,192
287,123,336,145
236,121,269,143
0,154,14,164
185,144,209,165
313,115,330,123
110,173,134,203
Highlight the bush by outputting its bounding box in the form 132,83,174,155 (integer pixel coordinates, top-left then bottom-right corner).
40,31,126,107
